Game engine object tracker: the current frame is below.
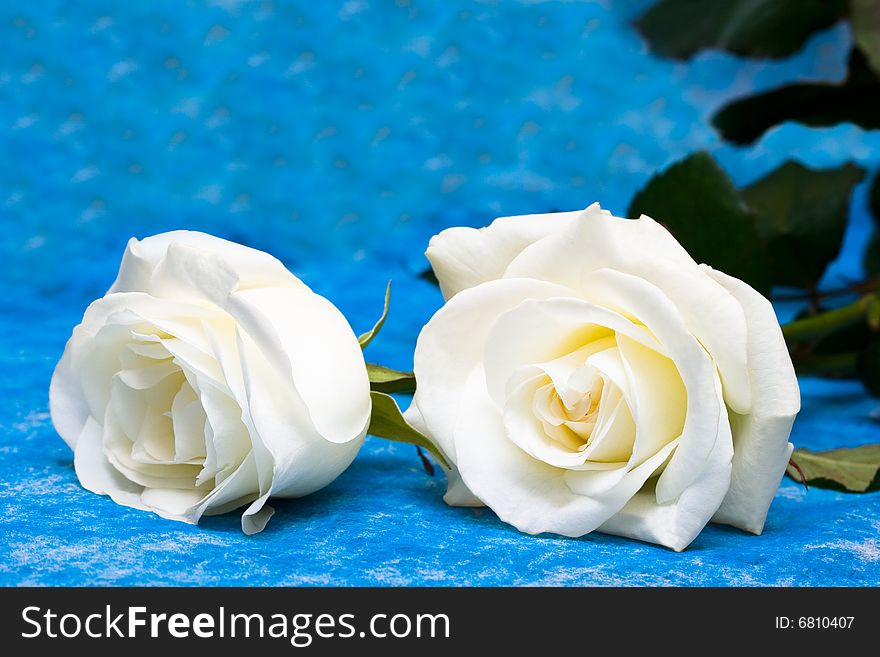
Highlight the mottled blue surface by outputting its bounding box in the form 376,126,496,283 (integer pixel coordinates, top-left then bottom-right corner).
1,0,879,586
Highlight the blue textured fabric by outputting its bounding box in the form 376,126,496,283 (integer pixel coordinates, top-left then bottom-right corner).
1,0,878,586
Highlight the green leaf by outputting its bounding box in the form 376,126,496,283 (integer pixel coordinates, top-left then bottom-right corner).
791,351,859,377
864,232,880,276
864,172,880,276
786,445,880,492
811,319,873,357
628,151,772,294
712,49,880,145
368,391,450,469
634,0,845,60
741,161,865,289
367,363,416,394
358,281,391,349
852,0,880,76
857,339,880,396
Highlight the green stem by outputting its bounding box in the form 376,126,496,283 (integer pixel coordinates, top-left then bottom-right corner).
782,294,879,343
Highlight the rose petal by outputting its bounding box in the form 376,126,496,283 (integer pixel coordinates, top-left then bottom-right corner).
578,269,723,504
409,277,574,464
581,395,636,463
235,326,365,498
426,207,595,299
504,372,593,468
77,416,206,524
402,403,484,507
194,380,251,486
116,360,180,390
598,376,734,551
139,488,204,523
536,338,616,408
503,212,752,413
74,416,147,509
615,334,686,466
241,493,275,536
153,335,226,388
197,453,260,517
229,286,370,446
586,347,632,399
49,341,91,449
169,384,208,463
455,368,679,537
110,231,303,299
103,407,203,490
702,266,800,534
483,296,660,420
126,341,171,360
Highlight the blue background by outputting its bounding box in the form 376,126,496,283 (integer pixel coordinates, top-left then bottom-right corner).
1,0,878,586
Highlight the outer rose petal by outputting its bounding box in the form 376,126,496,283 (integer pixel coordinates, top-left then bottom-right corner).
233,326,366,533
426,207,596,299
229,286,371,446
74,416,149,511
235,325,367,494
110,230,302,299
49,343,90,449
702,266,800,534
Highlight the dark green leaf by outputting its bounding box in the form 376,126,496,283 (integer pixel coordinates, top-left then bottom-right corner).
368,391,450,469
367,363,416,394
792,351,859,377
858,339,880,396
628,151,772,294
852,0,880,76
812,319,872,356
786,445,880,492
864,231,880,276
358,281,391,349
864,172,880,276
634,0,845,60
712,49,880,145
742,161,865,289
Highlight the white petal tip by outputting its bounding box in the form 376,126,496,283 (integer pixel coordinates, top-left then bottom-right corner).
442,470,483,507
242,503,275,535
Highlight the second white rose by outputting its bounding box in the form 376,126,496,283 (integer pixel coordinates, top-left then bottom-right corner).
406,203,800,551
50,231,371,534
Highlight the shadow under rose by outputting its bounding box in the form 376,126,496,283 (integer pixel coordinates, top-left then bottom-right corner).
196,443,448,536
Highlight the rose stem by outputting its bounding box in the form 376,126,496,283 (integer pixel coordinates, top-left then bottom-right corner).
781,294,880,343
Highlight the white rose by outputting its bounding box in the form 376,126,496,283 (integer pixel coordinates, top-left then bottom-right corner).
50,231,371,534
406,204,800,551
